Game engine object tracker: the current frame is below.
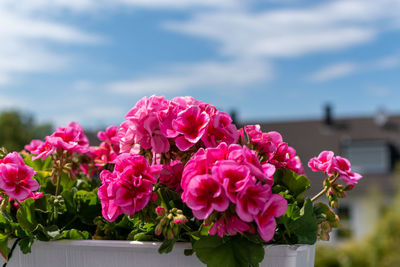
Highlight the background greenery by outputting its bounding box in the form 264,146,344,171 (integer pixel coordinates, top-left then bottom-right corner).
315,167,400,267
0,110,52,152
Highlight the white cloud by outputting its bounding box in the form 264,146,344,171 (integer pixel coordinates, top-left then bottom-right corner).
366,86,391,97
106,59,272,95
308,62,358,82
0,4,103,86
164,0,400,59
309,53,400,82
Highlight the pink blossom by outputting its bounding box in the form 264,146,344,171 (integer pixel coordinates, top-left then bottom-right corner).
331,156,362,185
98,154,157,221
0,152,39,201
24,140,44,153
308,151,362,185
212,161,252,203
270,143,305,175
202,111,238,148
209,214,250,238
308,151,334,172
255,194,287,242
235,180,271,222
98,170,122,222
119,96,170,153
173,106,210,151
155,206,166,216
158,160,183,191
182,174,229,220
97,125,120,144
38,122,89,158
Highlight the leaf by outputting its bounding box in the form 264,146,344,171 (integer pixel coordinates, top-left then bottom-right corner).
287,199,318,244
56,229,90,240
19,238,34,254
16,198,37,232
274,169,310,201
74,190,101,225
313,202,340,228
158,239,176,254
193,236,264,267
0,233,10,261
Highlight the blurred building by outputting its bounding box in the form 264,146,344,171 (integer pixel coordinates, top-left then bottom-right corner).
251,106,400,242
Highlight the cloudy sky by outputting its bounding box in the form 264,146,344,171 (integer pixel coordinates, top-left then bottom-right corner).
0,0,400,128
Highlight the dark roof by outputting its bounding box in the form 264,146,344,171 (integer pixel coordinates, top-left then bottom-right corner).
246,115,400,196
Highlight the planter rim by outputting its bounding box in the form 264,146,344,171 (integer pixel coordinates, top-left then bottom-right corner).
34,240,314,251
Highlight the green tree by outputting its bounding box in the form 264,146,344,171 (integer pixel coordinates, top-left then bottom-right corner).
0,110,52,152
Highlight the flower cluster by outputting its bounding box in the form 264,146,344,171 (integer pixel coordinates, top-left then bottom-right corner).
98,153,157,221
308,151,362,185
244,125,304,175
181,142,286,241
25,122,89,160
118,95,238,154
0,95,364,266
0,152,39,201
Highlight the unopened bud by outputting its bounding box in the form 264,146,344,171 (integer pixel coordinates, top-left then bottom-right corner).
167,228,174,240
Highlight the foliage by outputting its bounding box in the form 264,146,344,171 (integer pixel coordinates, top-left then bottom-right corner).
0,110,52,152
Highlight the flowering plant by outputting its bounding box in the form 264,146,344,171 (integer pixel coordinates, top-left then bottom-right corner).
0,96,361,266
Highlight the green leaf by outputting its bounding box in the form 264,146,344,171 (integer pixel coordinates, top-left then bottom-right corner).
193,236,264,267
74,190,101,225
19,238,34,254
16,198,37,232
56,229,90,240
313,202,340,228
274,169,310,201
287,199,318,244
0,233,10,261
158,239,176,254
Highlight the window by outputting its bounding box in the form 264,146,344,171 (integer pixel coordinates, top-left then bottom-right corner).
342,140,390,174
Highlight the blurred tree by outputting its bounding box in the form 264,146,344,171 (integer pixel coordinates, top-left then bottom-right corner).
0,110,52,152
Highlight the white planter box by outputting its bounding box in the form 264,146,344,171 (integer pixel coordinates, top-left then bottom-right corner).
1,240,315,267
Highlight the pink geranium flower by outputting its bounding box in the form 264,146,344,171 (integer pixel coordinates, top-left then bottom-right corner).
254,194,287,242
173,106,210,151
182,174,229,219
97,153,157,221
0,152,39,201
308,151,362,185
308,151,334,172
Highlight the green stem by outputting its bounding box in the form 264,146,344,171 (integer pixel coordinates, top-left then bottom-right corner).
311,175,339,202
3,238,20,267
55,157,64,196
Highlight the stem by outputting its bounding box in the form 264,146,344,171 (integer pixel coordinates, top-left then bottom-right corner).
311,175,340,202
311,187,328,202
3,238,21,267
55,157,64,196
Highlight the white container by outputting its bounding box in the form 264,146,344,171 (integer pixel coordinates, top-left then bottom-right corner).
1,240,315,267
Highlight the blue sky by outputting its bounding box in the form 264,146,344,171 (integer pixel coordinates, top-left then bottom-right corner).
0,0,400,129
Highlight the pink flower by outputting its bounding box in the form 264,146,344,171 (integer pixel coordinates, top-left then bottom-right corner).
182,174,229,220
209,214,250,238
97,125,120,144
119,96,170,153
155,206,166,216
98,170,122,222
0,152,39,201
270,143,305,175
173,106,210,151
98,153,157,221
24,139,44,153
255,194,287,242
235,180,271,222
158,160,183,191
308,151,334,172
35,122,89,159
308,151,362,185
331,156,362,185
202,111,238,148
212,161,252,203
